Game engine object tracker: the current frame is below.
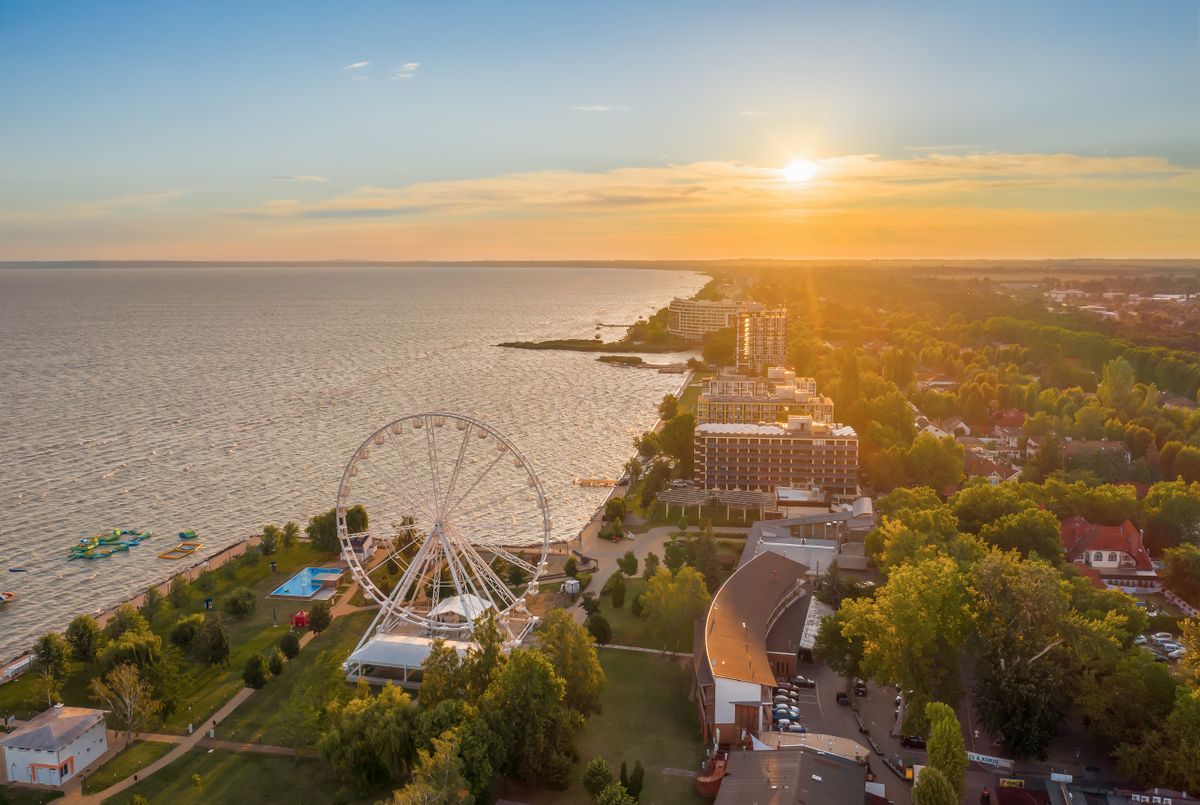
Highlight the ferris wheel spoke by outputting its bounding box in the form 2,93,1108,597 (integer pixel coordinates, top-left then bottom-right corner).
386,429,440,521
387,526,441,612
359,458,435,525
442,448,509,521
439,423,474,518
487,545,538,575
446,524,519,610
425,420,445,513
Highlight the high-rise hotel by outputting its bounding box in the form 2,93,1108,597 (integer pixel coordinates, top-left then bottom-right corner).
735,304,788,373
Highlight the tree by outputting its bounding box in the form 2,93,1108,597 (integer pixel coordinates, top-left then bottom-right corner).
693,530,720,592
66,615,103,663
1175,446,1200,485
617,550,638,577
309,599,333,633
268,649,285,676
642,566,710,653
663,540,686,574
279,650,346,763
978,509,1063,561
582,756,614,798
462,611,507,704
580,591,601,617
420,639,464,708
388,729,474,805
904,433,964,492
658,394,679,422
701,326,735,366
1162,544,1200,607
141,586,164,619
537,608,605,716
320,683,420,791
911,765,958,805
168,574,191,608
479,649,581,789
196,616,230,666
604,496,628,523
278,631,301,659
89,663,162,749
1098,358,1137,416
1143,480,1200,551
105,605,150,640
32,632,71,681
840,556,970,734
642,552,660,579
564,556,578,578
596,782,637,805
260,524,281,556
243,654,269,688
812,610,865,680
586,614,612,646
169,613,205,648
627,759,644,800
610,573,626,609
925,702,966,797
281,520,300,549
222,587,258,618
658,413,696,476
30,665,61,709
307,505,368,552
1077,649,1178,753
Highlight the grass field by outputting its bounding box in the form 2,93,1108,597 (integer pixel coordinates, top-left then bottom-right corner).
0,543,340,728
596,577,697,653
515,650,704,805
82,740,174,794
220,609,376,745
100,749,379,805
0,787,63,804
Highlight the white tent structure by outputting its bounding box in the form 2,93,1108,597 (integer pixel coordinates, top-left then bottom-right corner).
344,634,475,688
429,594,494,624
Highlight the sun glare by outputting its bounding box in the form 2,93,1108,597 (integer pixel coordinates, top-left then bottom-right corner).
782,158,818,183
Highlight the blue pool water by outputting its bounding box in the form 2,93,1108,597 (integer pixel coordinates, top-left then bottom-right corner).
271,566,343,598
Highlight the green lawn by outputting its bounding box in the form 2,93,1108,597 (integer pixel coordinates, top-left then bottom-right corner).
220,610,376,745
518,650,705,805
0,787,63,804
100,749,379,805
0,544,341,728
82,740,174,794
597,578,694,653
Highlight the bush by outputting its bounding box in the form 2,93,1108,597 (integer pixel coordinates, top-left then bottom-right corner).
141,586,164,618
586,614,612,646
243,654,268,688
278,631,301,659
168,574,191,608
195,571,216,593
222,587,257,618
170,614,206,648
602,572,624,596
576,572,593,591
309,600,332,633
197,617,230,666
582,756,614,798
564,556,578,578
580,592,601,617
222,561,238,581
268,649,285,676
628,760,645,800
1147,613,1182,635
611,575,626,609
617,550,638,577
630,592,644,618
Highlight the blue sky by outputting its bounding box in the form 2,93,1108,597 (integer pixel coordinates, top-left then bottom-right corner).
0,0,1197,259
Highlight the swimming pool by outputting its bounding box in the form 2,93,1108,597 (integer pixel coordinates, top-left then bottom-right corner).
270,566,344,598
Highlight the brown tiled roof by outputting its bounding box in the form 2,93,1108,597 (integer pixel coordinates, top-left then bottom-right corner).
702,552,807,687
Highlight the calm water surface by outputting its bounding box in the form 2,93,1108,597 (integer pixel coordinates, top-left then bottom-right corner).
0,266,704,660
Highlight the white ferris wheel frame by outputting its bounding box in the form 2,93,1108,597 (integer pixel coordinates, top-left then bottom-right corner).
336,411,551,638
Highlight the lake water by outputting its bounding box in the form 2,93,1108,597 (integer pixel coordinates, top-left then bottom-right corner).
0,266,705,661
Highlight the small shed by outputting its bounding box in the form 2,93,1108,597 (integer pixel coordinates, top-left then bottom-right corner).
0,705,107,786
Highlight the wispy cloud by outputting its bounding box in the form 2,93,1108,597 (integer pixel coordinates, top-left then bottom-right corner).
344,61,370,70
388,63,420,80
902,144,978,152
570,105,630,112
271,175,328,183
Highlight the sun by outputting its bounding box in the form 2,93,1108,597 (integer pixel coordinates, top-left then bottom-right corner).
781,158,818,183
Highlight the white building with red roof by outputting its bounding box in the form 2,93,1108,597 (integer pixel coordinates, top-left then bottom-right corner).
1060,516,1160,593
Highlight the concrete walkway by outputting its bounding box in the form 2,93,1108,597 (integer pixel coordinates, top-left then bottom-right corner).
597,643,688,658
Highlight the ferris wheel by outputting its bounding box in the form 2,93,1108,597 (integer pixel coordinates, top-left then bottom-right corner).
336,412,551,637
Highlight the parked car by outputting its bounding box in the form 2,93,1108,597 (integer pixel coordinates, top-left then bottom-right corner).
786,723,807,733
791,675,817,688
900,735,927,750
1168,648,1187,660
836,691,850,706
1152,632,1174,641
774,717,791,728
1134,635,1148,645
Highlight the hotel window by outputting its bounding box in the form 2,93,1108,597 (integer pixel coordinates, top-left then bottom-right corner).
1093,552,1103,562
1108,552,1118,562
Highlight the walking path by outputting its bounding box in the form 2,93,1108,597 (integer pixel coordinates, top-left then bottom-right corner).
597,643,688,658
58,579,367,804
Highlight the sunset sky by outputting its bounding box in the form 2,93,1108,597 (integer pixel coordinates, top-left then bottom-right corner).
1,0,1197,260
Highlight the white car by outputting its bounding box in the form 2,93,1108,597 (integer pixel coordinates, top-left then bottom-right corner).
1168,648,1187,660
1151,632,1175,642
1134,635,1147,645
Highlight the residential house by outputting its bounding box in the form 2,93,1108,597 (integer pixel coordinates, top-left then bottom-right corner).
0,705,107,786
1060,516,1160,593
